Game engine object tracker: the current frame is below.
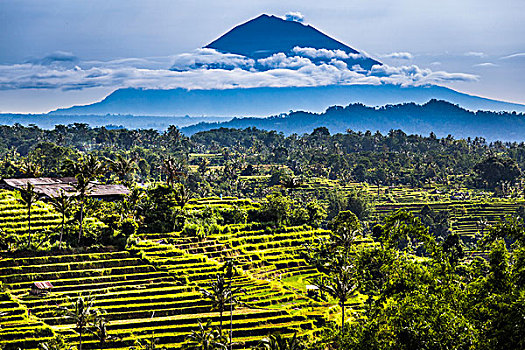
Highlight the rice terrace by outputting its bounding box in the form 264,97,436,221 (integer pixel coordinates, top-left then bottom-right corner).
1,1,525,349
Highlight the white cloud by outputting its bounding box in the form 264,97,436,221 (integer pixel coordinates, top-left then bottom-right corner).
25,51,79,70
292,47,364,60
170,48,255,71
0,49,479,92
369,64,478,86
284,12,304,23
473,62,498,68
85,56,175,70
257,53,313,70
500,53,525,60
465,51,485,57
381,52,413,60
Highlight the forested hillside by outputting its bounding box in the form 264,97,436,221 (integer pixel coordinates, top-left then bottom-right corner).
183,100,525,141
1,124,525,349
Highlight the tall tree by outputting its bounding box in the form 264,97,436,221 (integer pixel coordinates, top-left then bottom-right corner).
74,174,91,245
184,320,226,350
174,183,192,209
49,190,73,249
109,154,136,185
57,295,99,350
18,183,39,248
312,262,357,332
221,258,243,350
474,155,521,189
199,274,229,334
90,315,119,350
258,332,304,350
66,154,106,244
161,155,186,188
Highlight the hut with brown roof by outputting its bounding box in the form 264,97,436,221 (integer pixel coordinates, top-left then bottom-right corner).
1,177,130,200
31,281,54,296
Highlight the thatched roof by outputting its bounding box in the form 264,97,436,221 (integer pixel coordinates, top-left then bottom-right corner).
1,177,130,198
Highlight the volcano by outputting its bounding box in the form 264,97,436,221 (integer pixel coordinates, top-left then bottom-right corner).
48,14,525,121
205,14,381,70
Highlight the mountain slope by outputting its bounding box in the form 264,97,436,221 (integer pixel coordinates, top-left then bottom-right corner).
181,100,525,142
205,14,381,69
49,84,525,117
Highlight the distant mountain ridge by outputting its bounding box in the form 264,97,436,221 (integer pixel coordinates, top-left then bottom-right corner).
45,11,525,139
181,99,525,142
50,84,525,117
205,14,381,70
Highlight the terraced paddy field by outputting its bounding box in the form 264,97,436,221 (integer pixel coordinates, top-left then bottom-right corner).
1,192,522,349
375,200,525,241
0,190,61,237
0,193,332,350
281,178,525,243
0,285,55,350
0,248,320,349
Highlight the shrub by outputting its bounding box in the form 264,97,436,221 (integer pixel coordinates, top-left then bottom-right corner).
182,223,205,239
120,218,138,237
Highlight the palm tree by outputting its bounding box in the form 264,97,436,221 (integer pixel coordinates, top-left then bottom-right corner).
50,190,73,249
18,183,39,248
311,265,357,332
258,332,303,350
131,333,165,350
160,155,186,187
109,154,136,185
20,159,42,177
74,174,91,245
90,315,119,350
174,183,192,209
220,259,244,350
66,154,106,244
199,275,229,334
184,320,227,350
57,295,99,350
83,154,107,180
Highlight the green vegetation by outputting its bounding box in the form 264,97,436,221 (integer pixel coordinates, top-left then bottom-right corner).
1,124,525,349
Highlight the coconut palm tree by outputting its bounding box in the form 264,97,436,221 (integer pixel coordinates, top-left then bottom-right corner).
160,155,187,188
131,333,165,350
184,320,227,350
220,259,245,350
174,183,192,209
57,295,99,350
311,265,357,332
90,315,119,350
66,154,107,244
18,183,39,248
258,332,304,350
199,275,229,334
109,154,136,185
49,190,73,249
74,174,91,245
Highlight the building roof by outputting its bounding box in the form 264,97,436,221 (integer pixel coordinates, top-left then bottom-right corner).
32,281,54,289
3,177,76,188
1,177,130,198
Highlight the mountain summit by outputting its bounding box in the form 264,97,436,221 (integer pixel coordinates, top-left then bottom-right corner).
47,14,525,121
205,14,381,70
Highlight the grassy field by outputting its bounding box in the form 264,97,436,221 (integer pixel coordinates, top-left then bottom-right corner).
1,184,523,348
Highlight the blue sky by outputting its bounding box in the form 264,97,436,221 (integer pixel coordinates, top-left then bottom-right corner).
0,0,524,113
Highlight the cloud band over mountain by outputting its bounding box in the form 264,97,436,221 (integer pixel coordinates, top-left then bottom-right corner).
0,48,478,92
